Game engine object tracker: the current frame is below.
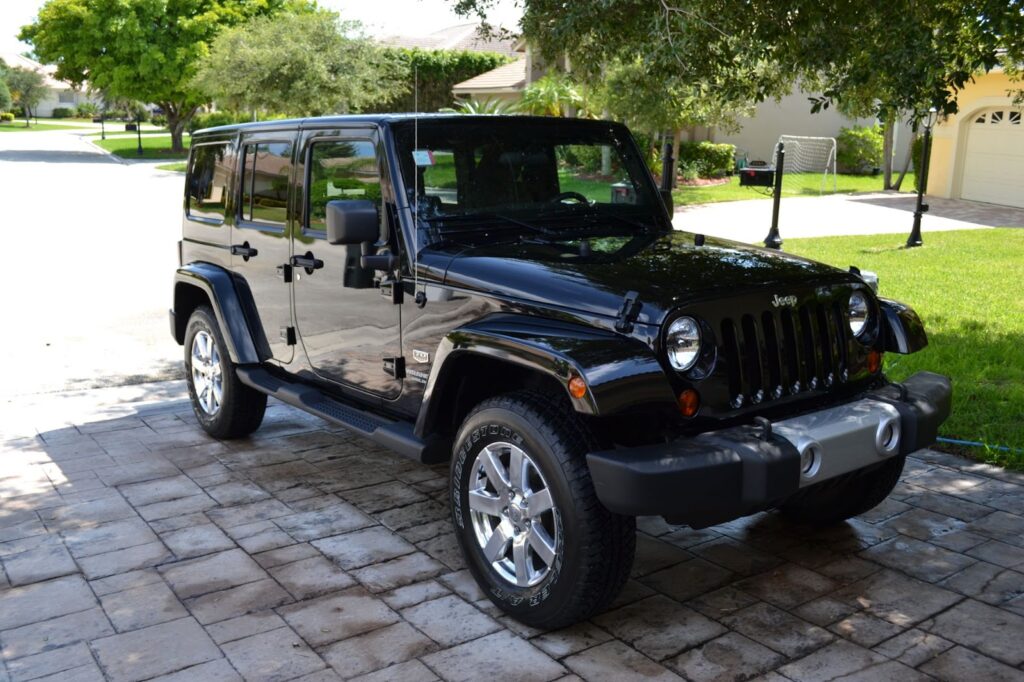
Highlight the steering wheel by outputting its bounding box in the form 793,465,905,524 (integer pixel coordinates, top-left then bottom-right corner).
549,191,590,205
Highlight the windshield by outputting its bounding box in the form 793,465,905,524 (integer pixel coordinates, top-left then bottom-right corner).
392,118,664,251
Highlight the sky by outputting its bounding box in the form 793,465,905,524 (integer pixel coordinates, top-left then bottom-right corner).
0,0,522,55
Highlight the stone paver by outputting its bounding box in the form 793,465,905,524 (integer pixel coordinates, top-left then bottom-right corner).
2,387,1023,681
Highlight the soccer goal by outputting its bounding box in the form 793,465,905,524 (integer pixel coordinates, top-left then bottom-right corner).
775,135,837,194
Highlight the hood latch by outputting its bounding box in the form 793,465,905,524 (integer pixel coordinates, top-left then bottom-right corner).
615,290,643,333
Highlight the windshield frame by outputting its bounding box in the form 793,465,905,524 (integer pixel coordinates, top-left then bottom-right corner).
387,116,671,255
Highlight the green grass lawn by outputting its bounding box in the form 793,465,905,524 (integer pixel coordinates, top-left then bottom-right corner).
787,229,1024,468
156,162,187,173
674,172,919,206
93,134,191,159
0,121,87,132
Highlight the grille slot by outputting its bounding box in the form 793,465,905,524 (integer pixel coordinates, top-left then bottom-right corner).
722,299,848,407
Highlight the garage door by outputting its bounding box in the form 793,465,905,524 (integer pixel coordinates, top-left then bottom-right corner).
960,108,1024,208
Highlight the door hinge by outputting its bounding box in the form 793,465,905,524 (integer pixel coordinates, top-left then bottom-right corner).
280,326,296,345
377,278,405,304
615,290,642,333
278,263,293,283
383,356,406,379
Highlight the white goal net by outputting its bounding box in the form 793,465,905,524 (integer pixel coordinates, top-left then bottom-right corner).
775,135,837,194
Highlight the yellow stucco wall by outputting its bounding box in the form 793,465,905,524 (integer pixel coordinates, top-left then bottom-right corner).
927,70,1020,199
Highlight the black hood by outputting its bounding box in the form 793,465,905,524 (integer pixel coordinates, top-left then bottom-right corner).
433,231,859,326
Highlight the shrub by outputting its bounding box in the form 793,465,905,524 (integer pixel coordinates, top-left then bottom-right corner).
370,48,514,113
104,108,126,120
151,115,167,128
51,107,75,118
679,160,700,182
678,141,735,178
1,112,14,122
75,102,99,117
836,125,883,174
188,111,250,133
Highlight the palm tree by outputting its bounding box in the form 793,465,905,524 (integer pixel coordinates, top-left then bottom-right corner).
440,98,521,115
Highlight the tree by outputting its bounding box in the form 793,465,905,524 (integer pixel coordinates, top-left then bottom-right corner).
440,98,521,114
20,0,307,151
454,1,1024,150
0,80,11,114
4,67,47,126
193,11,406,117
520,72,585,117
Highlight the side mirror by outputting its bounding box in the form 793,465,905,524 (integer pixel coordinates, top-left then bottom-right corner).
326,200,378,245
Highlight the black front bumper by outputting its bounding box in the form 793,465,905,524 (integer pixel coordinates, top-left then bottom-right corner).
586,371,952,528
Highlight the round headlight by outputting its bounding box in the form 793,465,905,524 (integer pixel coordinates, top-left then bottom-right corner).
849,291,869,337
667,316,702,371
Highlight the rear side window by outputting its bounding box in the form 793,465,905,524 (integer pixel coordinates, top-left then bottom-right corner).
187,143,232,223
240,142,293,227
307,140,381,233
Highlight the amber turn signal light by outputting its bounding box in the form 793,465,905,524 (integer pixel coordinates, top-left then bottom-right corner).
568,375,588,399
678,389,700,417
868,350,883,374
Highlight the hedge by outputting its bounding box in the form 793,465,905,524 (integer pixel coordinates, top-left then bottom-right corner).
51,107,75,118
0,112,14,122
678,141,735,178
836,125,883,174
369,48,513,113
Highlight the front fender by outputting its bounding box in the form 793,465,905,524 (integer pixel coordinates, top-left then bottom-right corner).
878,297,928,354
172,262,270,364
414,314,677,438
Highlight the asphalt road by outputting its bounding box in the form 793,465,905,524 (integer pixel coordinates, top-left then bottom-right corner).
0,131,184,400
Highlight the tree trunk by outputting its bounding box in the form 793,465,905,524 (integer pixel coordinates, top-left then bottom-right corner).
882,116,895,189
672,128,683,187
892,131,916,191
23,106,31,128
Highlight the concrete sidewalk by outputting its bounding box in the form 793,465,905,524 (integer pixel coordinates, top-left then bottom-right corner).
672,192,1024,244
2,382,1023,681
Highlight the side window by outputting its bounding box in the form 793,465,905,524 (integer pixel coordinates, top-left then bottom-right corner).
187,143,232,223
239,142,293,226
307,140,381,233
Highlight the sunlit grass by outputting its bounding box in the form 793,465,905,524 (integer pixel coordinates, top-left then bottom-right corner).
674,172,919,206
93,134,191,159
787,228,1024,468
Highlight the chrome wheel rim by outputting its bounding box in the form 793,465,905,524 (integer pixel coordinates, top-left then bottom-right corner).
190,330,223,416
468,441,560,587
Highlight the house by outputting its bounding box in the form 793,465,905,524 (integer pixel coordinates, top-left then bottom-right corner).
926,68,1023,209
0,52,100,117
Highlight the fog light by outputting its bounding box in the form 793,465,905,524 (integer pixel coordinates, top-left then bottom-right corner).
678,389,700,417
800,443,822,478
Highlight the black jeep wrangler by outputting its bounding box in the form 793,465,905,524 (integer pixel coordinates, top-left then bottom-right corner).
171,115,951,629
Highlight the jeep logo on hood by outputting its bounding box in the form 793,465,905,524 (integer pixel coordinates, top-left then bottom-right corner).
771,294,799,307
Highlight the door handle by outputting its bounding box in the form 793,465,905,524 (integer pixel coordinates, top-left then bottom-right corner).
291,251,324,275
230,242,258,261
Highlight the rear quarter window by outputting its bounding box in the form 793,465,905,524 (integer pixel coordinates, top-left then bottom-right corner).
187,143,233,223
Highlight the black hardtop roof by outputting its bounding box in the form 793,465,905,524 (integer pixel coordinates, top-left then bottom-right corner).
192,114,628,138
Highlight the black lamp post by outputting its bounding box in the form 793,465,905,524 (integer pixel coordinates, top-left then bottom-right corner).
136,111,144,156
907,107,938,248
763,141,785,249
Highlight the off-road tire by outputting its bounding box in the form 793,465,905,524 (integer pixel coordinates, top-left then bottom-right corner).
451,390,635,629
184,306,266,439
779,455,906,526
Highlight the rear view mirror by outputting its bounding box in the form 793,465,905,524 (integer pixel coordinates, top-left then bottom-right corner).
326,200,378,245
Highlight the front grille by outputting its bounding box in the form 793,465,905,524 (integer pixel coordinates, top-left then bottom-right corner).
720,300,850,408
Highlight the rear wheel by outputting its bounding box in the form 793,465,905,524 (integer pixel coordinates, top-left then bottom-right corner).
780,455,906,525
451,391,635,629
184,306,266,439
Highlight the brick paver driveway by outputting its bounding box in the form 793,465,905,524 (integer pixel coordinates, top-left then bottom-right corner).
2,387,1023,682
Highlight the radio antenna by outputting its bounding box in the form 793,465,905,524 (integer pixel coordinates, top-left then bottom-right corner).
413,64,420,295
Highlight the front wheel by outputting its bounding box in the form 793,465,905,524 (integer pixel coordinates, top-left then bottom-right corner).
451,391,635,629
184,306,267,439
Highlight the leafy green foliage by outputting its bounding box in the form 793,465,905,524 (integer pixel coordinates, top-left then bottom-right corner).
20,0,306,150
836,125,884,174
372,48,513,113
193,11,405,117
75,102,98,117
187,111,252,134
3,66,47,123
0,112,14,122
520,72,584,117
50,107,73,118
0,80,11,113
788,229,1024,467
440,98,520,115
678,142,735,178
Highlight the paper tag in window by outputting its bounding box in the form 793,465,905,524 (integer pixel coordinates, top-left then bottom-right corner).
412,150,435,166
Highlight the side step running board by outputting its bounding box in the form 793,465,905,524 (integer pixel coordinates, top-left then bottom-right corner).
236,366,446,463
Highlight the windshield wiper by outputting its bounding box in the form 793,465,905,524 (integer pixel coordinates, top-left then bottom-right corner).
430,212,557,237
